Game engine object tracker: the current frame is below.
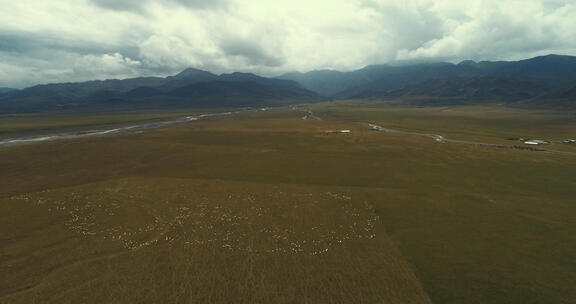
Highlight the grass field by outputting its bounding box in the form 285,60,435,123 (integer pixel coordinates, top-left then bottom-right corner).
1,102,575,303
0,109,229,139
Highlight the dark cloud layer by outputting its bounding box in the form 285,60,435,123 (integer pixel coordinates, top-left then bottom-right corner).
0,32,139,58
220,38,284,67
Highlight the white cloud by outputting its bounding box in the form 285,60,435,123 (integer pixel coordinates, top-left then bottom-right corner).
73,53,142,79
391,0,576,61
1,0,576,88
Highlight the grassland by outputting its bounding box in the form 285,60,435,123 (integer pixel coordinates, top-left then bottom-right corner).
0,109,228,139
1,102,575,303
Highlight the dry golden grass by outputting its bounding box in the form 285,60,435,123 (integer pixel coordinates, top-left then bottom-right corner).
1,104,575,303
1,178,431,304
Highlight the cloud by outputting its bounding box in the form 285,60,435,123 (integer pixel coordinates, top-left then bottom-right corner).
0,51,144,88
0,32,140,58
73,53,142,79
89,0,146,13
139,35,209,70
361,0,446,50
172,0,230,10
89,0,229,13
219,38,284,67
1,0,576,88
386,0,576,61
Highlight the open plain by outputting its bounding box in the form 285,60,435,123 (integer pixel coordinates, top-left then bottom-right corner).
1,102,575,304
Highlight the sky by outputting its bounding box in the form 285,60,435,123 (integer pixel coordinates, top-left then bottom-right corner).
1,0,576,88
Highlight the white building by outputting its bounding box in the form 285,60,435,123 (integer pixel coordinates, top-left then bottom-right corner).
524,140,549,145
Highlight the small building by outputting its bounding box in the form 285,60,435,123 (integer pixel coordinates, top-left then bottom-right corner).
369,123,384,131
324,130,351,134
524,139,550,145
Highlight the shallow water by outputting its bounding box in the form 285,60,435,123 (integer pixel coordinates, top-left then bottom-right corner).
0,110,248,147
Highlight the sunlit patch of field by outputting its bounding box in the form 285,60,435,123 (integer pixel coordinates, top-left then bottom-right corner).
0,178,430,304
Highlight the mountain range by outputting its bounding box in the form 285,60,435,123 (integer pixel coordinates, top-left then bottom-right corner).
0,70,322,113
278,54,576,106
1,54,576,113
0,88,15,95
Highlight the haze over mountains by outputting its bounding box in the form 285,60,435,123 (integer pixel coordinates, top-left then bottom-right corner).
2,54,576,113
278,54,576,104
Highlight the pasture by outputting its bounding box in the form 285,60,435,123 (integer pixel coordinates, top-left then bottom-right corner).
1,103,575,303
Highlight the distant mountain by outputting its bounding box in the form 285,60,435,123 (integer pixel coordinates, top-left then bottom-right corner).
465,55,576,81
0,88,16,95
0,70,322,113
3,54,576,113
1,77,168,111
160,68,219,90
277,70,354,97
355,76,554,105
278,63,481,97
115,72,320,107
528,81,576,107
279,55,576,103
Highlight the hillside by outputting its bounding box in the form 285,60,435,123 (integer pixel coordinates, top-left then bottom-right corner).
0,88,16,95
279,55,576,106
3,55,576,113
527,81,576,107
354,76,555,105
0,70,322,113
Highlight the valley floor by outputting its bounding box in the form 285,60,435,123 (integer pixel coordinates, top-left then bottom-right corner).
1,103,575,303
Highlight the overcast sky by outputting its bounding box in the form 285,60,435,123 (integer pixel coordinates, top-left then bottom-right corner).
1,0,576,88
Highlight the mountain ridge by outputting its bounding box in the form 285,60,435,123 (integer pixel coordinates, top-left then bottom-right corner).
2,54,576,113
0,70,322,113
278,54,576,107
0,87,16,95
